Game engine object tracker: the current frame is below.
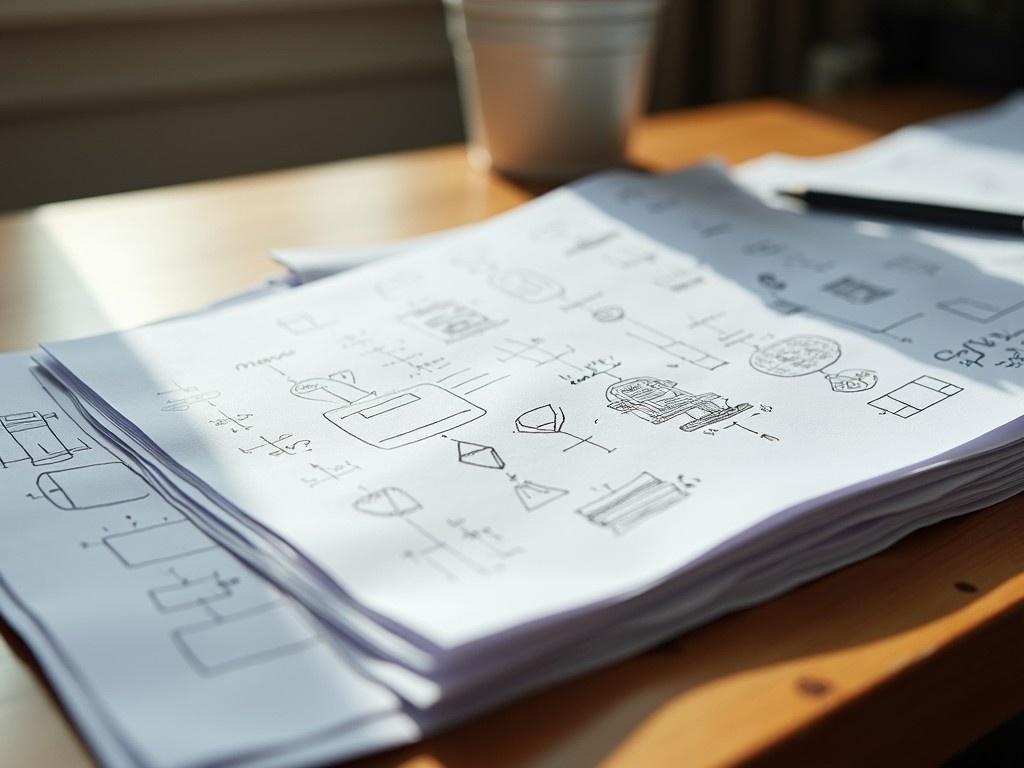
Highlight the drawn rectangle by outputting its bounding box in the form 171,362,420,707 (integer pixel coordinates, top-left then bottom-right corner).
868,375,963,419
399,301,503,343
577,472,686,535
173,602,320,676
324,384,485,449
104,520,218,568
149,574,234,612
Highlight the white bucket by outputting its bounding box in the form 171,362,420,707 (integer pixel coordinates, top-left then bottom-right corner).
444,0,665,181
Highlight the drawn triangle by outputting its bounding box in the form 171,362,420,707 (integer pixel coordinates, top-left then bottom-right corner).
514,480,568,511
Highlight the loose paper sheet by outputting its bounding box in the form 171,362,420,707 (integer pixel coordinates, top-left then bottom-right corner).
0,352,412,768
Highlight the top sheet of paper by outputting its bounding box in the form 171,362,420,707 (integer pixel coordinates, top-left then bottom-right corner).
43,166,1024,653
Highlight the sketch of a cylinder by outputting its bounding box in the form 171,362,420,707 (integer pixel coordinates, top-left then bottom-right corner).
36,462,151,510
605,377,751,431
1,411,89,468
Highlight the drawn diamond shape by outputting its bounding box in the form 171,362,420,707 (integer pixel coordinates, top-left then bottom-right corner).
457,441,505,470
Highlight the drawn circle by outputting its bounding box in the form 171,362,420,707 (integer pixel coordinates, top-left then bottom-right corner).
749,335,841,377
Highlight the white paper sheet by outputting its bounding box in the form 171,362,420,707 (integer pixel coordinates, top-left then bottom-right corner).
42,165,1024,659
0,352,415,768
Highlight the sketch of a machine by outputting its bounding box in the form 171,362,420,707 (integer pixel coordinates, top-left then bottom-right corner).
35,462,151,510
324,384,485,449
576,472,686,535
606,378,751,431
0,410,89,468
868,375,963,418
149,571,240,613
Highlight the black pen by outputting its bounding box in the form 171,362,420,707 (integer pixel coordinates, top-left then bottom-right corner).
778,187,1024,236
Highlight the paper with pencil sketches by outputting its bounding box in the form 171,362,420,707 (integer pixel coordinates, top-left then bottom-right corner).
0,352,413,768
42,163,1024,656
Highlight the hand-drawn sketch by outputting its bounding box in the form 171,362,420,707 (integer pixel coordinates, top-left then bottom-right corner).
173,600,321,677
148,570,241,613
489,269,564,304
289,371,374,405
353,487,422,516
600,243,659,269
238,434,311,457
160,390,220,412
825,369,879,393
35,462,151,510
438,367,510,396
515,404,615,453
561,292,626,323
606,378,752,431
821,276,894,304
576,472,687,535
301,461,359,489
884,253,941,276
742,238,833,273
276,312,335,335
325,384,485,450
456,441,505,470
400,301,505,343
0,410,90,468
749,335,842,377
868,375,963,418
101,519,219,568
625,319,729,371
936,297,1024,324
653,266,706,293
513,479,568,511
208,407,253,433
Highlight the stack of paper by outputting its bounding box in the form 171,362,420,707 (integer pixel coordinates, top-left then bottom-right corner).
2,96,1023,768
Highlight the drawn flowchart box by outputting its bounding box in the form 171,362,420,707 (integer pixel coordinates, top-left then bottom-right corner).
869,375,963,418
104,520,218,568
173,601,320,676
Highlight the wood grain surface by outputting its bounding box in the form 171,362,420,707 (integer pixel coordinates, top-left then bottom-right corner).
1,96,1020,768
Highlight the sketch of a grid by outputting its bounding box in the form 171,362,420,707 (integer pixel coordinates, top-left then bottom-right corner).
868,375,963,418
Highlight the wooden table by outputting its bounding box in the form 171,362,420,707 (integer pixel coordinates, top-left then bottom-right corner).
2,99,1022,767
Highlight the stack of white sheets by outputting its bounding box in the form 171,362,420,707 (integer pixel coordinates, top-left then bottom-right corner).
2,96,1023,768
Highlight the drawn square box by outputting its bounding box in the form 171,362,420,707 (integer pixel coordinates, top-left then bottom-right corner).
174,602,319,676
889,381,949,411
104,520,217,568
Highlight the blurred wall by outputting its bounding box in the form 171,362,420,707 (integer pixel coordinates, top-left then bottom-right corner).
1,0,877,211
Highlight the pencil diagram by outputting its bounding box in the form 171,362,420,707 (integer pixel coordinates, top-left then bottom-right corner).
101,519,219,569
0,410,90,468
35,462,150,510
576,472,687,535
515,404,615,453
937,296,1024,324
605,378,751,431
289,371,374,405
868,375,963,418
148,570,241,613
748,335,877,393
513,479,568,511
173,600,321,677
325,384,485,450
456,441,506,470
400,300,505,343
354,487,520,580
489,268,564,304
624,319,728,371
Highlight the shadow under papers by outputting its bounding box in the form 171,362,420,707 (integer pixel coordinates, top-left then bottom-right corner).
350,494,1024,768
